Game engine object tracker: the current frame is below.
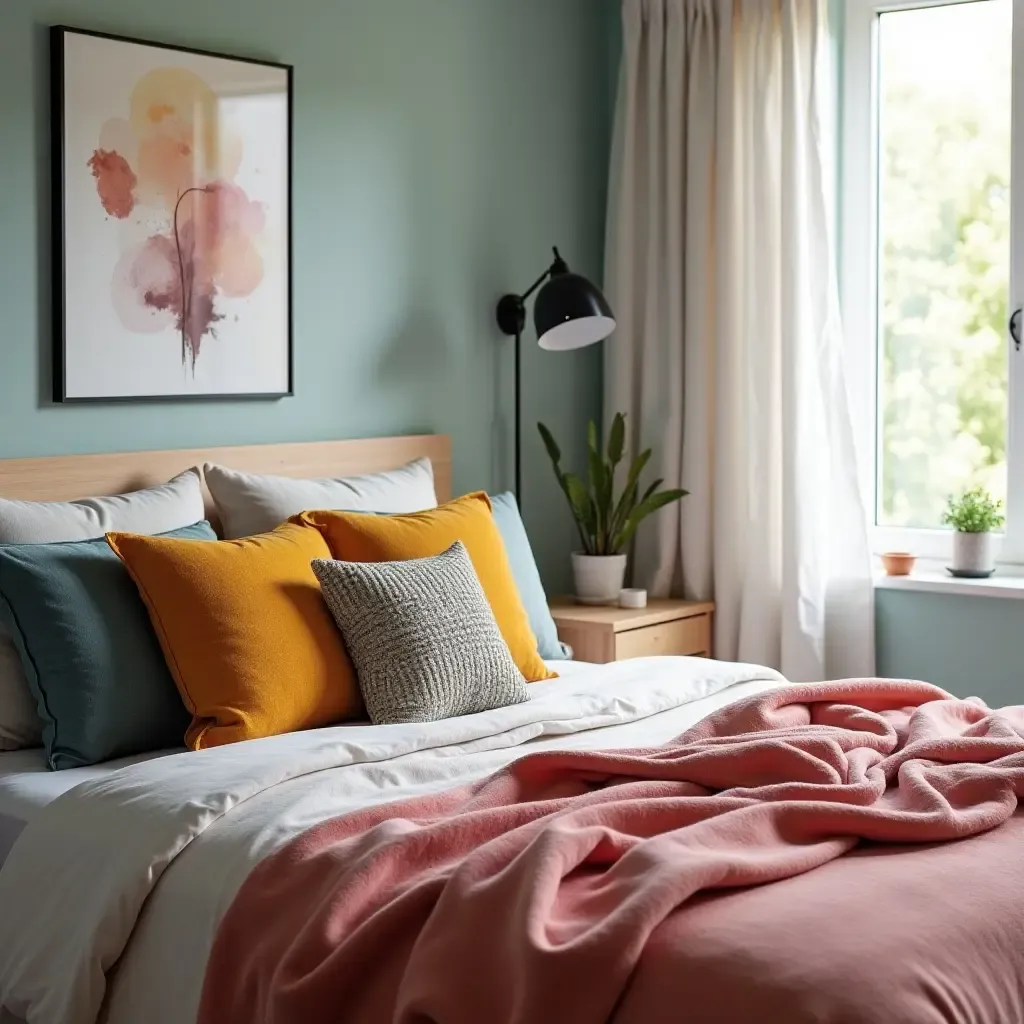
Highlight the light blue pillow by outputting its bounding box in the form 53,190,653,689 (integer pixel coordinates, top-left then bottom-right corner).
0,521,217,770
489,493,568,661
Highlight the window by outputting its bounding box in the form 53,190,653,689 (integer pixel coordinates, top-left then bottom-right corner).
842,0,1021,562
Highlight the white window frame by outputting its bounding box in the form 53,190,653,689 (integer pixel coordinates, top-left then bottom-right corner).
841,0,1024,565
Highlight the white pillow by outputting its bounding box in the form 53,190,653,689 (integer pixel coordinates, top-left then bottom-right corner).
204,457,438,539
0,469,205,751
0,469,206,542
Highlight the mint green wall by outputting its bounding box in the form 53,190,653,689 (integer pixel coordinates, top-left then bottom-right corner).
876,590,1024,705
0,0,616,592
607,0,621,120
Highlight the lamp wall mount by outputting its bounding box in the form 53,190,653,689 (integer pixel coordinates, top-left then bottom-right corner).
495,247,570,338
495,294,527,337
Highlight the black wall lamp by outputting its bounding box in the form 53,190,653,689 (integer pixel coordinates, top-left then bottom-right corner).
496,247,616,503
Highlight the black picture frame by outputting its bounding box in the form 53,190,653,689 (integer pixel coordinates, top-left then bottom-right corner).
50,25,294,403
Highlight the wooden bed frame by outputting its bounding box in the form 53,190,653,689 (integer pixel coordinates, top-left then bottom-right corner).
0,435,452,522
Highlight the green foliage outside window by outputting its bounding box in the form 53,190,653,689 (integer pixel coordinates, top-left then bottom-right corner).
878,2,1009,529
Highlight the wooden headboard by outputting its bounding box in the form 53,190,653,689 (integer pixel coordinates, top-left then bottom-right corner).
0,435,453,517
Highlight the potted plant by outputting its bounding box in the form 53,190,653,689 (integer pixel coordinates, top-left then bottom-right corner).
538,414,687,605
942,488,1004,578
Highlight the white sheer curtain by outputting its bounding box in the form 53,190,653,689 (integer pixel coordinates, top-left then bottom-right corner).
605,0,873,680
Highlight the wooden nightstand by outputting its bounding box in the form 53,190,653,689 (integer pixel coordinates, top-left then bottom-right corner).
549,598,715,664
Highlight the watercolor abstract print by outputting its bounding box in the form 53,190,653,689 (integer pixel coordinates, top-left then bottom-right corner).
51,27,292,401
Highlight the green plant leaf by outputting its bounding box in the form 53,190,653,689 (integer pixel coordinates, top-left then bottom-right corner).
640,476,664,504
588,450,608,553
537,422,562,468
565,472,597,552
612,488,688,553
608,451,652,536
600,454,615,549
941,488,1004,533
607,413,626,468
538,422,592,550
626,450,653,493
609,480,638,540
557,470,591,551
537,418,688,557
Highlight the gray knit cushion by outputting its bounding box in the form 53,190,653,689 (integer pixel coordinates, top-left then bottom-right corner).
311,542,528,725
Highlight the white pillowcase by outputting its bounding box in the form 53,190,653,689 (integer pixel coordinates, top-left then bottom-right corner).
0,469,206,543
0,469,205,751
204,457,438,539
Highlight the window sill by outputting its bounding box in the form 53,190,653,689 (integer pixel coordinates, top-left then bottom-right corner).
875,569,1024,599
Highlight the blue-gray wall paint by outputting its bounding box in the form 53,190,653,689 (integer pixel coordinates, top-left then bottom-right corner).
0,0,616,592
876,590,1024,706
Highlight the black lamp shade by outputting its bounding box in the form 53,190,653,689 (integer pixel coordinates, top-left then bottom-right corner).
534,272,616,352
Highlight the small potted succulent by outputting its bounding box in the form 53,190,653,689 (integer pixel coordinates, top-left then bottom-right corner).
538,414,688,605
942,488,1004,578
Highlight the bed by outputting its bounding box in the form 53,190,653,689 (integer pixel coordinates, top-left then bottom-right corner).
2,437,1023,1024
0,432,453,875
0,657,785,1024
5,664,1024,1024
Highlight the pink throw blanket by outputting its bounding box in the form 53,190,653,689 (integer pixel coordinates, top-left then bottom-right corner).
198,680,1024,1024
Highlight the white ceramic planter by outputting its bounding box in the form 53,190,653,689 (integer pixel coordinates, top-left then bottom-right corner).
572,552,628,606
951,531,995,576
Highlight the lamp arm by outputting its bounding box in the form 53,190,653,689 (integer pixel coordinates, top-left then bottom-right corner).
520,247,570,302
519,266,552,303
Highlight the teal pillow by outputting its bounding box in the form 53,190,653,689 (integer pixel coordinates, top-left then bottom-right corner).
0,521,216,770
489,493,568,661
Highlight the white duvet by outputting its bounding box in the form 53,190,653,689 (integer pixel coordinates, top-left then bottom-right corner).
0,657,785,1024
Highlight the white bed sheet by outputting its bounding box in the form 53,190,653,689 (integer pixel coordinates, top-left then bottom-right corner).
0,661,590,865
0,748,181,824
0,748,182,871
0,657,786,1024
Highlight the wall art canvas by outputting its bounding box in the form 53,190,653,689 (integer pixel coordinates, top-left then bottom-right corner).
51,27,292,401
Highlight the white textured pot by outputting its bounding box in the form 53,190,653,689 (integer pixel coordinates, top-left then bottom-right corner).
572,552,628,606
951,531,995,575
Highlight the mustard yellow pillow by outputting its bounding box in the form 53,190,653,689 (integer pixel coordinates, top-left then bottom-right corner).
107,522,361,750
299,493,555,683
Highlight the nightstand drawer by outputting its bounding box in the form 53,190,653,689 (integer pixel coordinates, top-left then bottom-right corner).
615,616,710,660
549,597,715,664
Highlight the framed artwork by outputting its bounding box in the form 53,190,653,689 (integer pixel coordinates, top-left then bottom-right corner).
51,26,293,402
